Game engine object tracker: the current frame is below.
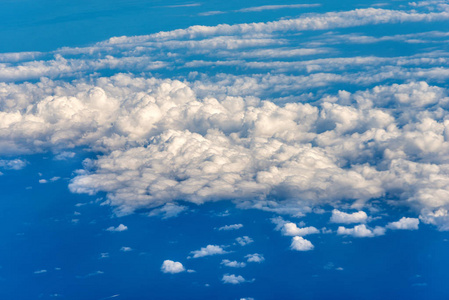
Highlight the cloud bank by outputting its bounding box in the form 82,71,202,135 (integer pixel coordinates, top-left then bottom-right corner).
1,2,449,233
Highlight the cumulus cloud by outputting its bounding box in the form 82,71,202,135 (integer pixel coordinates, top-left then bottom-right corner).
1,1,449,233
330,210,369,224
161,260,185,274
245,253,264,263
120,247,132,252
190,245,228,258
222,274,247,284
236,236,253,246
337,225,386,238
290,236,314,251
386,217,420,230
420,208,449,231
221,259,246,268
0,159,26,170
106,224,128,232
218,224,243,231
281,223,320,237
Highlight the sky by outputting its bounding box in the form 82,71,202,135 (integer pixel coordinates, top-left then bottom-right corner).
2,0,449,299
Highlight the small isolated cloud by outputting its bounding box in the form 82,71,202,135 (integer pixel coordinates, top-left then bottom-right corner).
76,270,104,279
34,269,47,274
218,224,243,231
39,179,48,184
50,176,60,182
190,245,227,258
290,236,314,251
281,223,320,237
106,224,128,232
54,151,75,160
387,217,419,230
100,253,109,258
245,253,264,263
120,247,132,252
330,209,368,224
0,159,27,170
161,260,185,274
148,203,187,219
324,262,344,271
236,236,253,246
222,274,246,284
337,224,385,238
221,259,246,268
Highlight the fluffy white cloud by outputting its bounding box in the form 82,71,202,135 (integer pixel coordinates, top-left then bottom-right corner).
245,253,264,263
236,236,253,246
222,274,246,284
290,236,314,251
1,2,449,233
106,224,128,232
120,247,132,252
281,223,320,237
330,210,368,224
0,159,26,170
218,224,243,231
337,225,386,238
420,208,449,230
221,259,246,268
161,260,185,274
190,245,227,258
386,217,420,230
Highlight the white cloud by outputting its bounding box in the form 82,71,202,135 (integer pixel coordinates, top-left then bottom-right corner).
330,210,368,224
236,236,253,246
281,223,320,237
221,259,246,268
120,247,132,252
236,4,320,13
245,253,264,263
106,224,128,232
161,260,185,274
148,203,187,219
190,245,228,258
0,159,27,170
1,2,449,233
420,208,449,230
337,224,386,238
386,217,419,230
218,224,243,231
54,151,75,160
34,270,47,274
222,274,247,284
290,236,314,251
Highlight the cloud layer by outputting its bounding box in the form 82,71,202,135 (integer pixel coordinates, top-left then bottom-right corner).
1,1,449,231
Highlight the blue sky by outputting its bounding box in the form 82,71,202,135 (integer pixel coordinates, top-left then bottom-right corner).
2,1,449,299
